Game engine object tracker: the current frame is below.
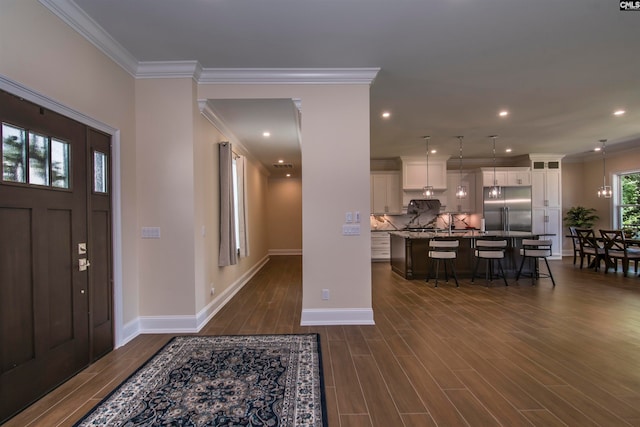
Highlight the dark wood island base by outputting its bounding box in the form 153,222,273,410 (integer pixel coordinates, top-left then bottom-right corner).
390,231,552,281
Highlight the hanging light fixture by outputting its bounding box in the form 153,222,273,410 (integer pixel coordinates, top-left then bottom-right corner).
422,136,434,198
488,135,501,199
597,139,612,198
455,136,467,199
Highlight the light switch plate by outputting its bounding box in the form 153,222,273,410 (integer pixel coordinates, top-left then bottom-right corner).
342,224,360,236
142,227,161,239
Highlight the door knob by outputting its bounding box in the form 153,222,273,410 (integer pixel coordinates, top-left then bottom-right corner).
79,258,91,271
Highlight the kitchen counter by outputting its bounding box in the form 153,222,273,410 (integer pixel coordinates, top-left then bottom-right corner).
389,230,542,239
390,231,550,280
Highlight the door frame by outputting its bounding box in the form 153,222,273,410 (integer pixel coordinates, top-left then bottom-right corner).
0,75,126,348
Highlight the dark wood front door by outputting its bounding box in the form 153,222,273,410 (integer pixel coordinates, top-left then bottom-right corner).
0,90,113,422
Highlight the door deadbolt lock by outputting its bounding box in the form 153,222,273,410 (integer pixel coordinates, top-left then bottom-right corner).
79,258,91,271
78,242,87,255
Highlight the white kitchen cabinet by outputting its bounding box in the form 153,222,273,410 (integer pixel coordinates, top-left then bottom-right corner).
507,170,531,186
445,171,476,213
481,170,508,187
479,167,530,187
370,172,402,214
532,207,562,257
371,231,391,261
530,155,564,258
532,170,561,208
401,157,448,190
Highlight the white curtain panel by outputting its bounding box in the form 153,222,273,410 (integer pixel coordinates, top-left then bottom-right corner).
218,142,237,266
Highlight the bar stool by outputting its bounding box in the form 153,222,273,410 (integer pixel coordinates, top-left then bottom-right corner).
426,239,459,287
472,239,508,286
516,239,555,286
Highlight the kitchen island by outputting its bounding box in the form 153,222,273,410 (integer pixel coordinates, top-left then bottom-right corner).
390,230,549,280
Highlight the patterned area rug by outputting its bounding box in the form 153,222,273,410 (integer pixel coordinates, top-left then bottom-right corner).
74,334,326,426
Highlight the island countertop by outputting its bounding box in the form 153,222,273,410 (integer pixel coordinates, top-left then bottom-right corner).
388,230,548,239
389,230,551,280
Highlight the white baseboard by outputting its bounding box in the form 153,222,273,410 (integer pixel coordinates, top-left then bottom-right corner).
268,249,302,256
300,308,375,326
119,254,270,343
195,255,270,329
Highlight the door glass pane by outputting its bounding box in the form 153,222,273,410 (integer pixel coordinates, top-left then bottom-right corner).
2,123,27,182
51,139,70,188
29,132,49,185
93,150,107,193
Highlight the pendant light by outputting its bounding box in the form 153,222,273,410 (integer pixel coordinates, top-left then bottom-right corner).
597,139,612,198
455,136,467,199
488,135,501,199
422,136,434,198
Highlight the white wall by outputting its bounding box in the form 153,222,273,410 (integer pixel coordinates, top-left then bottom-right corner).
267,177,303,254
135,78,197,315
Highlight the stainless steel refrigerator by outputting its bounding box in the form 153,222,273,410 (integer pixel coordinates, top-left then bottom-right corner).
483,187,532,232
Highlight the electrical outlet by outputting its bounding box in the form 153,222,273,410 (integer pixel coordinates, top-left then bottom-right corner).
322,289,330,300
210,287,215,295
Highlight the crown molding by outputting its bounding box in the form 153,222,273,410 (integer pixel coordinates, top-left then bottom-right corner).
198,100,270,177
39,0,138,76
198,100,245,151
137,61,203,80
38,2,380,85
197,68,380,85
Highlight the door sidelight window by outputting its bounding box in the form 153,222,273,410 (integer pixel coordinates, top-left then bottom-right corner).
93,150,108,194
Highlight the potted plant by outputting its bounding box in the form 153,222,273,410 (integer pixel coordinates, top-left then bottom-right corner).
563,206,599,229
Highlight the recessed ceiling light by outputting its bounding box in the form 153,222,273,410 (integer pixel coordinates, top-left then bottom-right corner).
382,111,391,118
430,149,437,154
499,111,509,117
286,173,291,177
505,148,512,153
263,131,271,137
594,147,601,152
614,110,626,116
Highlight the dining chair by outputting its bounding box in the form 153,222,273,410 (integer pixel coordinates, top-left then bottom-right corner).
575,228,605,271
599,229,640,277
568,226,581,265
426,239,459,287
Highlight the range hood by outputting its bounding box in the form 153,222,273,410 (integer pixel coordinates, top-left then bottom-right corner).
407,199,441,215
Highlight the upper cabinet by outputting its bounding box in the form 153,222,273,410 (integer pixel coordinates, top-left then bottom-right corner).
370,171,402,214
479,167,531,187
400,156,449,191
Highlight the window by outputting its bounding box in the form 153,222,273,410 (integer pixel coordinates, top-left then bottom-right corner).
616,171,640,238
233,154,248,257
93,150,108,193
1,122,71,189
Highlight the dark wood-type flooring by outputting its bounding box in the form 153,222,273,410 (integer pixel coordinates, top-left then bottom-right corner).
5,256,640,426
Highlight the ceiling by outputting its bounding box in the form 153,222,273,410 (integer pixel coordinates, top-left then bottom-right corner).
69,0,640,176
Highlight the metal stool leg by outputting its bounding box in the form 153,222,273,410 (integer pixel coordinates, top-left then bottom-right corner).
471,257,480,283
543,257,556,286
498,260,508,286
449,259,459,287
516,256,526,281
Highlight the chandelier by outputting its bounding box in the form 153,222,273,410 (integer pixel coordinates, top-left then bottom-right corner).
422,136,434,198
488,135,501,199
455,136,467,199
597,139,612,198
